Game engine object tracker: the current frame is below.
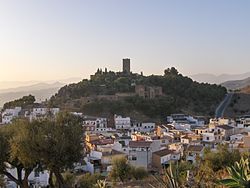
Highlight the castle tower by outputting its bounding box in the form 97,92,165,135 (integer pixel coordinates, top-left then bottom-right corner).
122,58,130,74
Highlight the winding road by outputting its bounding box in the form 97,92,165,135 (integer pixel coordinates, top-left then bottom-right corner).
215,92,234,118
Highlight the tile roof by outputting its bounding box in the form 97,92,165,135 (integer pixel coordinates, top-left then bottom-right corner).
153,149,174,157
129,141,152,148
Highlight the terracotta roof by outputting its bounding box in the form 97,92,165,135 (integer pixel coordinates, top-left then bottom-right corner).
90,139,114,145
129,141,152,148
187,145,204,152
153,149,174,157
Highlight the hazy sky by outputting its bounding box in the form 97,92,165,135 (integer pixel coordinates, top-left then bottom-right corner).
0,0,250,81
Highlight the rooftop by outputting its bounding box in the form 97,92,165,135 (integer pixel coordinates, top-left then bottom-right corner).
153,149,174,157
129,141,152,148
218,125,234,130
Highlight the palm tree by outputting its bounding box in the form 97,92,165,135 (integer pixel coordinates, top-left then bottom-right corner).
219,157,250,188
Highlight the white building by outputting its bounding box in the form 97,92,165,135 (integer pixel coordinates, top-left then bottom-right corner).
230,134,244,141
1,107,22,124
29,108,60,120
83,117,109,132
114,115,131,130
202,133,215,142
131,122,155,132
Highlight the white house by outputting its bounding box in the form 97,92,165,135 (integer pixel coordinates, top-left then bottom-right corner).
83,117,109,132
1,107,22,124
131,122,155,132
114,115,131,130
29,107,60,120
186,145,204,163
230,134,244,141
202,133,215,142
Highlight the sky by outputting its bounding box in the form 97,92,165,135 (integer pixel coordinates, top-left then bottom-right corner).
0,0,250,82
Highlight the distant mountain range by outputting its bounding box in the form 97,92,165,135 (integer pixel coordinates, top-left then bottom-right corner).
221,77,250,90
0,77,82,107
0,77,81,90
190,72,250,84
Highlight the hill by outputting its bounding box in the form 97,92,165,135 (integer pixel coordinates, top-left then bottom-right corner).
49,68,227,121
221,77,250,90
240,86,250,94
190,72,250,84
224,93,250,117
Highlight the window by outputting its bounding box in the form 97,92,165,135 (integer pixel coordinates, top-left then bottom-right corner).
132,156,137,160
206,137,209,140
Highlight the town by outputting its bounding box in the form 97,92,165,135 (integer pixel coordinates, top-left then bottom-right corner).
0,60,250,188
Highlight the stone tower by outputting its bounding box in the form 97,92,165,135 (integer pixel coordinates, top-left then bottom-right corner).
122,58,130,74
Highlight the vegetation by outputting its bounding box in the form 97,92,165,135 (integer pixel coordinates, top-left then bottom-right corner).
0,175,5,187
0,120,35,188
77,173,102,188
110,157,148,183
192,145,241,187
3,94,35,109
0,112,83,188
49,67,227,119
219,157,250,188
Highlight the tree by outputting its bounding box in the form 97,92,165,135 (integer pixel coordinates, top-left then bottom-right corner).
3,95,35,109
164,67,179,76
0,120,36,188
110,157,131,182
219,157,250,188
4,112,83,188
25,112,83,188
130,167,148,180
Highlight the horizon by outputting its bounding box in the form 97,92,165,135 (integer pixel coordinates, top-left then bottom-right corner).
1,1,250,82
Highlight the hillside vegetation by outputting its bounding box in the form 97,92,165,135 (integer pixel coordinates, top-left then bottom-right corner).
49,68,227,120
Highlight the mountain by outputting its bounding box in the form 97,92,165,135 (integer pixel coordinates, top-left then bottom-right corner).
0,77,81,90
0,82,64,93
190,72,250,84
0,82,65,107
221,77,250,90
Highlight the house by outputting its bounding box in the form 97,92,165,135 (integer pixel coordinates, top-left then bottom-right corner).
90,149,126,172
1,107,22,124
114,115,131,130
128,141,153,169
167,114,203,126
131,121,155,133
230,134,244,141
186,145,204,163
156,124,172,137
202,133,215,142
152,149,181,171
83,116,109,132
152,149,173,170
195,127,209,135
214,125,235,141
29,107,59,121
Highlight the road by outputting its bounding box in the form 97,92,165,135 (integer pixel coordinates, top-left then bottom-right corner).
215,92,234,118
